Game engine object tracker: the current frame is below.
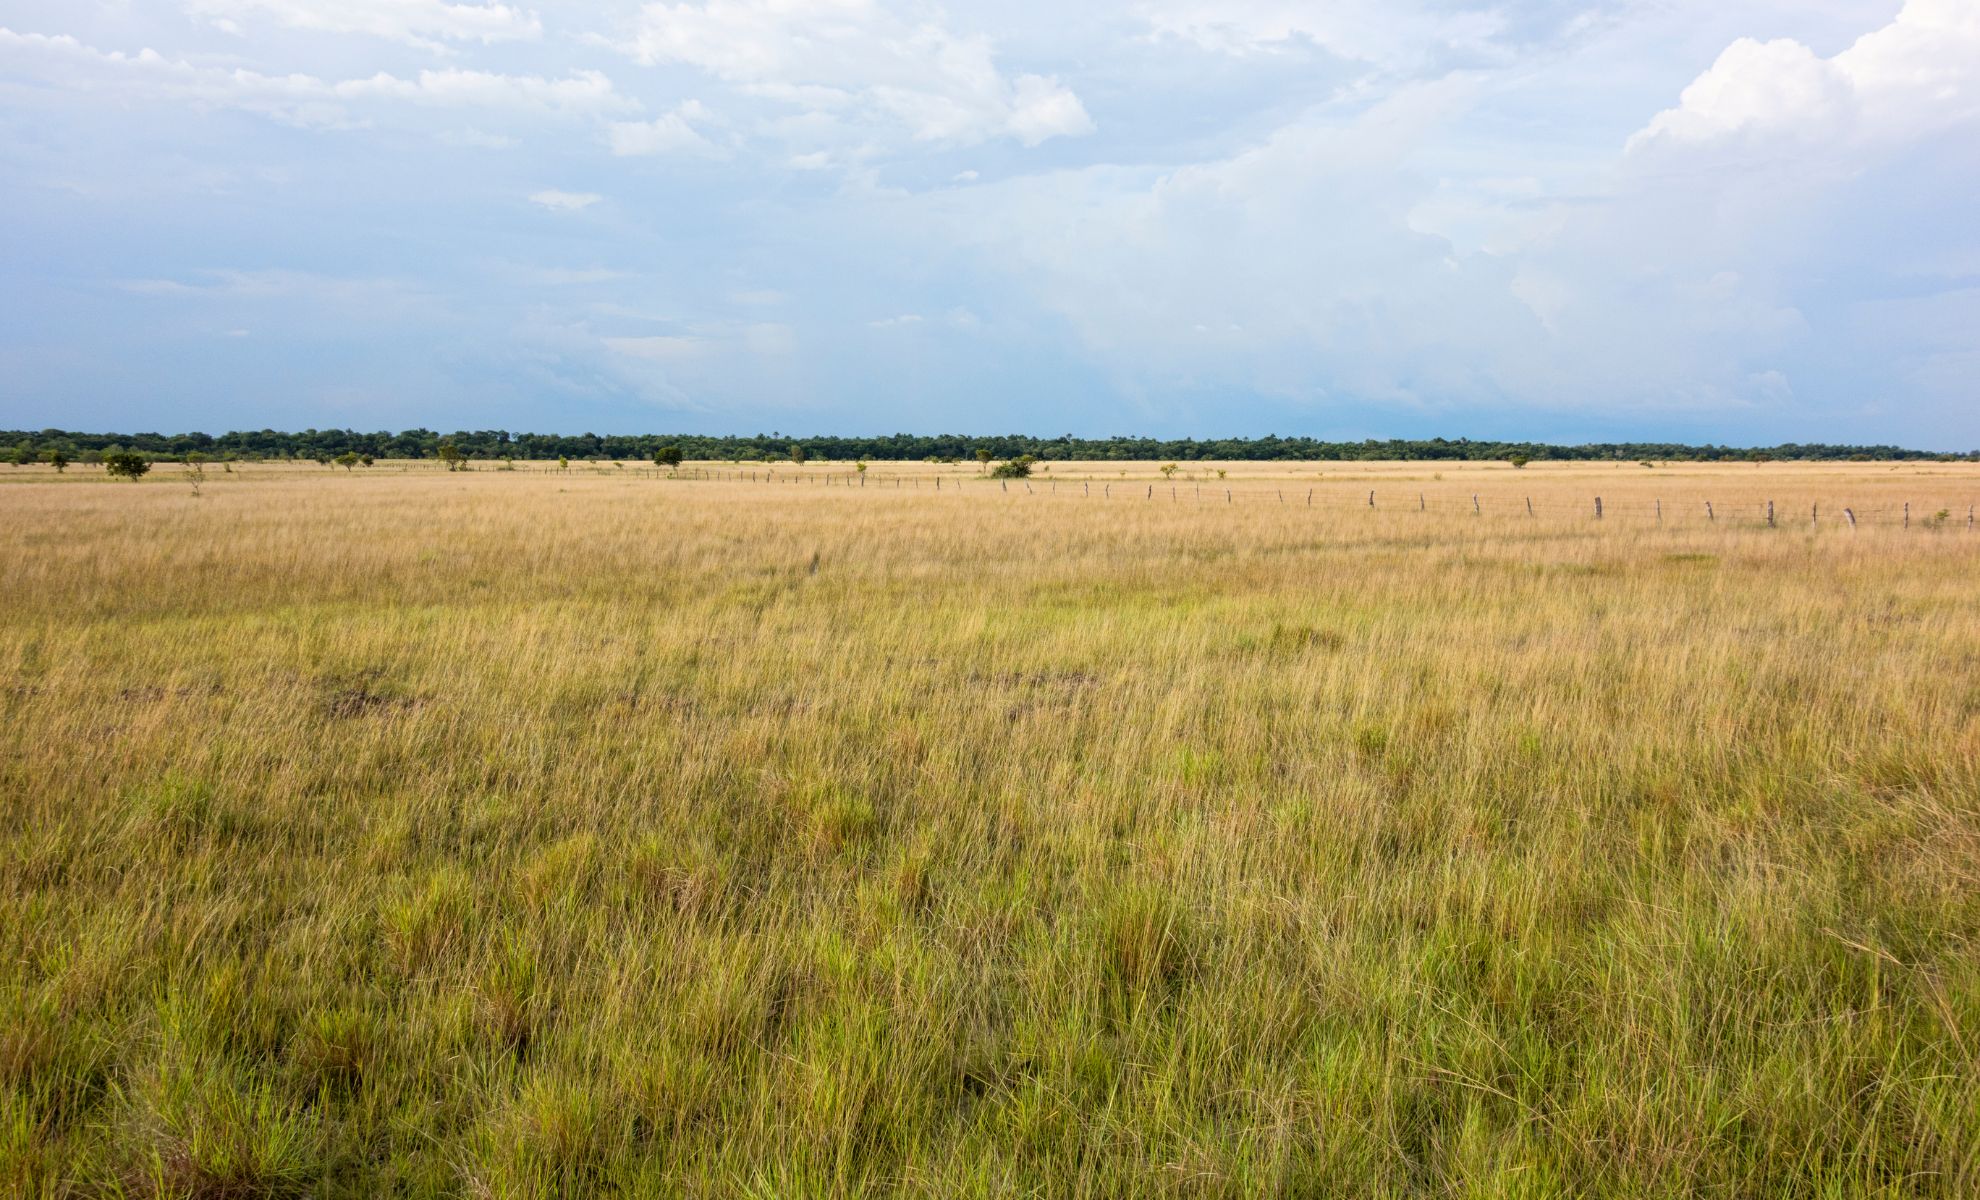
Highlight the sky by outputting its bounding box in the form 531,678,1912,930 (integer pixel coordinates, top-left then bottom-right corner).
1,0,1976,446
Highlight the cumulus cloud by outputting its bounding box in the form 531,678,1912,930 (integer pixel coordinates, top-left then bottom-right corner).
0,27,628,127
1634,0,1980,148
613,0,1093,148
185,0,542,48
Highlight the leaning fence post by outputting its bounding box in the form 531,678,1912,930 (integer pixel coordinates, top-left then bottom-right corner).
1368,490,1375,508
1655,499,1662,522
1526,497,1534,517
1146,485,1152,499
1706,501,1714,522
1594,496,1603,520
1226,489,1232,504
1307,489,1313,507
1811,504,1818,527
1844,507,1856,530
1418,493,1424,511
1472,494,1480,515
1767,500,1775,528
1904,502,1910,529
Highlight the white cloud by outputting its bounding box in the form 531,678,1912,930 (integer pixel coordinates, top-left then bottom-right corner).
613,0,1092,149
185,0,542,48
608,102,717,155
868,313,922,327
530,188,602,210
0,27,629,127
1634,0,1980,148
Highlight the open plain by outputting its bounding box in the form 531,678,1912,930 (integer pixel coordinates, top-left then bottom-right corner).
2,459,1977,1197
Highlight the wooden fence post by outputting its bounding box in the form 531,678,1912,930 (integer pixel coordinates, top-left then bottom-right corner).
1368,490,1375,508
1595,496,1603,520
1655,499,1662,522
1904,502,1910,529
1706,501,1714,522
1472,494,1480,515
1767,500,1775,527
1844,507,1856,530
1526,497,1533,517
1307,489,1313,507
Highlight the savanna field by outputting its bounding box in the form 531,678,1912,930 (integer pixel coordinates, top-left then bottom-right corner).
2,459,1977,1198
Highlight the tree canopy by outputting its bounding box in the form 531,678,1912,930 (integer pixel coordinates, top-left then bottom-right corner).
5,428,1966,465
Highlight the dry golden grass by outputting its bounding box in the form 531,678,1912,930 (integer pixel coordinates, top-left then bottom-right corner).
2,460,1977,1197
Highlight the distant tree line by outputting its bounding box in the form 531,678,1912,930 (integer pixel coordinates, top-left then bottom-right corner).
5,428,1969,465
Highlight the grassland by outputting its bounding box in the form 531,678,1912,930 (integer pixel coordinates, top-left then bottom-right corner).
2,459,1977,1197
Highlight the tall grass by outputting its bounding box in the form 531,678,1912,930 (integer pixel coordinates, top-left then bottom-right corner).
2,462,1976,1196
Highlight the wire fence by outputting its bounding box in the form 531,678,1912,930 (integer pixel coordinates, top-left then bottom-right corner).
549,466,1980,533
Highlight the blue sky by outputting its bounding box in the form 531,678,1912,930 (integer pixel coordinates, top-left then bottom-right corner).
2,0,1976,446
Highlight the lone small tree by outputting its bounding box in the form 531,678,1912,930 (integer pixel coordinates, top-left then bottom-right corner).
990,455,1036,479
789,444,808,465
975,448,992,471
653,445,683,469
49,450,69,474
104,452,150,481
1160,462,1179,479
360,454,374,467
855,460,868,475
438,442,465,471
335,451,360,471
1508,454,1530,469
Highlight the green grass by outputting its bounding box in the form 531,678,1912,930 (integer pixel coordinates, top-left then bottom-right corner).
1,465,1977,1196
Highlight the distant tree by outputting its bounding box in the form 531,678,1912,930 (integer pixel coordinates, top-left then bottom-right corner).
335,451,360,471
653,445,683,469
439,443,465,471
975,448,992,470
558,455,569,470
854,460,868,474
1508,454,1530,469
360,454,374,467
104,452,150,481
789,444,808,465
9,446,31,467
49,450,69,473
1160,462,1179,479
990,455,1036,479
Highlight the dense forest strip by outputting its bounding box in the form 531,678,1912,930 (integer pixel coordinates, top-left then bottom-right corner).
4,429,1970,464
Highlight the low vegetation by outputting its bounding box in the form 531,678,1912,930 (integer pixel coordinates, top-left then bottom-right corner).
1,460,1976,1196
